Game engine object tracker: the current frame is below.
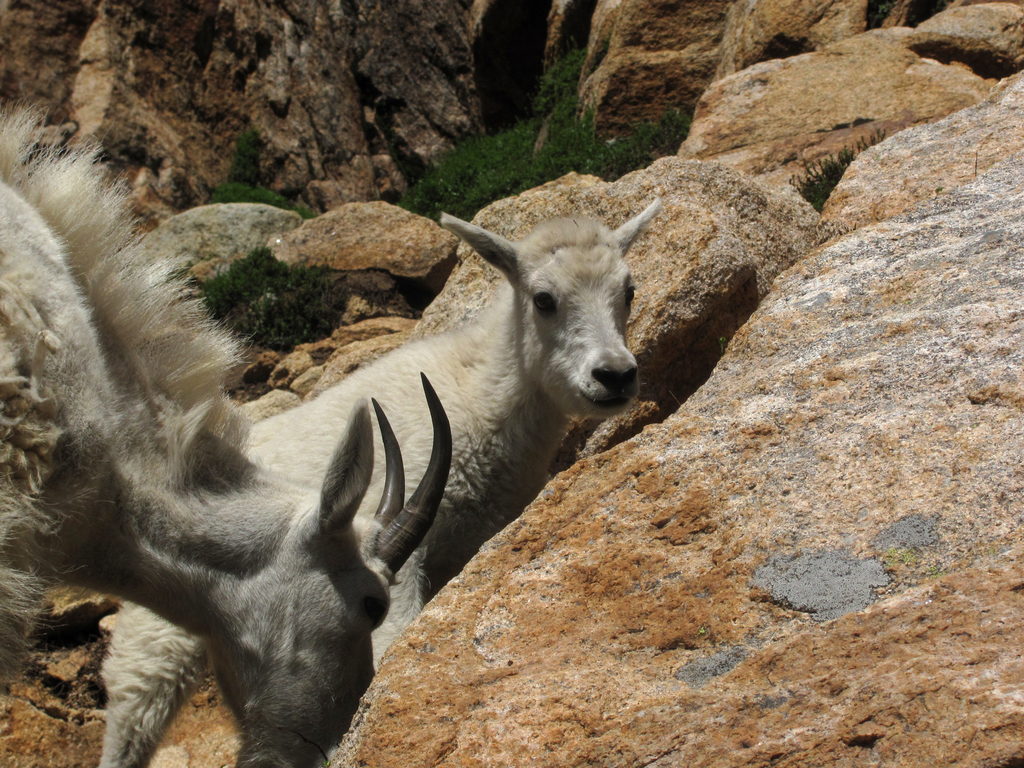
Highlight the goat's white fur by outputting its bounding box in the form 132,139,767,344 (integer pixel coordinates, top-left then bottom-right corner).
0,108,424,768
100,195,662,766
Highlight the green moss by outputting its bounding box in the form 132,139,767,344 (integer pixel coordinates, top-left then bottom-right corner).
201,247,341,349
400,49,691,221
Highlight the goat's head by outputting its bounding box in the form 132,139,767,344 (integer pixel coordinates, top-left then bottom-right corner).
202,375,451,768
441,200,661,418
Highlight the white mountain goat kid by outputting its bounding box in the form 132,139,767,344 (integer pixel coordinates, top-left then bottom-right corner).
100,197,662,766
0,108,452,768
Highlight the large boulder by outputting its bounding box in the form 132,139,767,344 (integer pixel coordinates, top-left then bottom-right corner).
823,71,1024,230
334,148,1024,768
136,203,302,280
415,157,818,465
679,30,992,186
579,0,732,134
905,1,1024,79
270,202,458,296
715,0,868,79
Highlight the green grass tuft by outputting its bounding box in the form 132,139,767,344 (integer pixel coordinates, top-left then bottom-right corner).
792,131,886,212
201,247,341,350
400,49,691,221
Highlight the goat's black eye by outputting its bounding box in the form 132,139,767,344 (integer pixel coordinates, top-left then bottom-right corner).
625,285,636,307
533,291,556,314
364,596,388,626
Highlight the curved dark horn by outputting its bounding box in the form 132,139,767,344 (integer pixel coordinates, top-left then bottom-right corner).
371,398,405,526
375,373,452,574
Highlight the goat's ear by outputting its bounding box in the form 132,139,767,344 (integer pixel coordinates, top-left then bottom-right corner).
440,213,520,283
613,198,663,254
319,400,374,536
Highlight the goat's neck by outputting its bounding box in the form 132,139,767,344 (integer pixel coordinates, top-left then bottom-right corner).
39,453,294,636
473,294,568,456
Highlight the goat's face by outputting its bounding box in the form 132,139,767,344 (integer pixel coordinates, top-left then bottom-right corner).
205,385,451,768
206,522,388,768
441,200,662,418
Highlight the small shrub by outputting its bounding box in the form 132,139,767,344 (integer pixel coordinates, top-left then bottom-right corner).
792,131,886,212
867,0,896,28
228,128,263,186
400,49,691,221
201,247,342,349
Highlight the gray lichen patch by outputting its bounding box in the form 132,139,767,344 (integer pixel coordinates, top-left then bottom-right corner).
675,645,747,688
872,514,939,552
752,549,890,622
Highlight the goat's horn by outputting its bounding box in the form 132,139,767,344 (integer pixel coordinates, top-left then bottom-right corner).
375,373,452,574
371,398,405,526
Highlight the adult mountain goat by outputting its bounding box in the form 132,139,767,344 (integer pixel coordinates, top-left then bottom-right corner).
0,108,452,768
101,195,662,766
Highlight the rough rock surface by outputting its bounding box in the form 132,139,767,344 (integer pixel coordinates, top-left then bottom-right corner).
416,159,818,465
680,30,993,186
240,388,302,422
308,329,416,397
271,201,458,295
579,0,732,134
0,1,96,123
137,203,302,280
905,2,1024,79
38,587,117,637
0,635,237,768
823,71,1024,229
715,0,868,78
2,0,481,219
333,150,1024,767
470,0,553,127
267,316,417,391
544,0,599,67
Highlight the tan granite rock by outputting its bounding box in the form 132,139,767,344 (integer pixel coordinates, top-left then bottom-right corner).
0,696,105,768
906,2,1024,78
680,30,992,187
267,316,417,392
415,158,818,464
271,201,458,294
715,0,868,78
39,587,117,637
579,0,731,134
308,330,416,398
333,149,1024,768
240,389,302,422
823,71,1024,229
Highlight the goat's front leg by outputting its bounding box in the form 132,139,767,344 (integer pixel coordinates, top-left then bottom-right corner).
100,602,208,768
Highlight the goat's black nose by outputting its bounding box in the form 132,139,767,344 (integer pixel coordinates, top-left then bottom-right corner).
592,365,637,391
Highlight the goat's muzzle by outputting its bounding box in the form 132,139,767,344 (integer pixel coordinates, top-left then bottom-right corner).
371,373,452,573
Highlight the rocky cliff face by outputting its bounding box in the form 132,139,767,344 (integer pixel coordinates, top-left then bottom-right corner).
2,3,1023,767
2,0,482,220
